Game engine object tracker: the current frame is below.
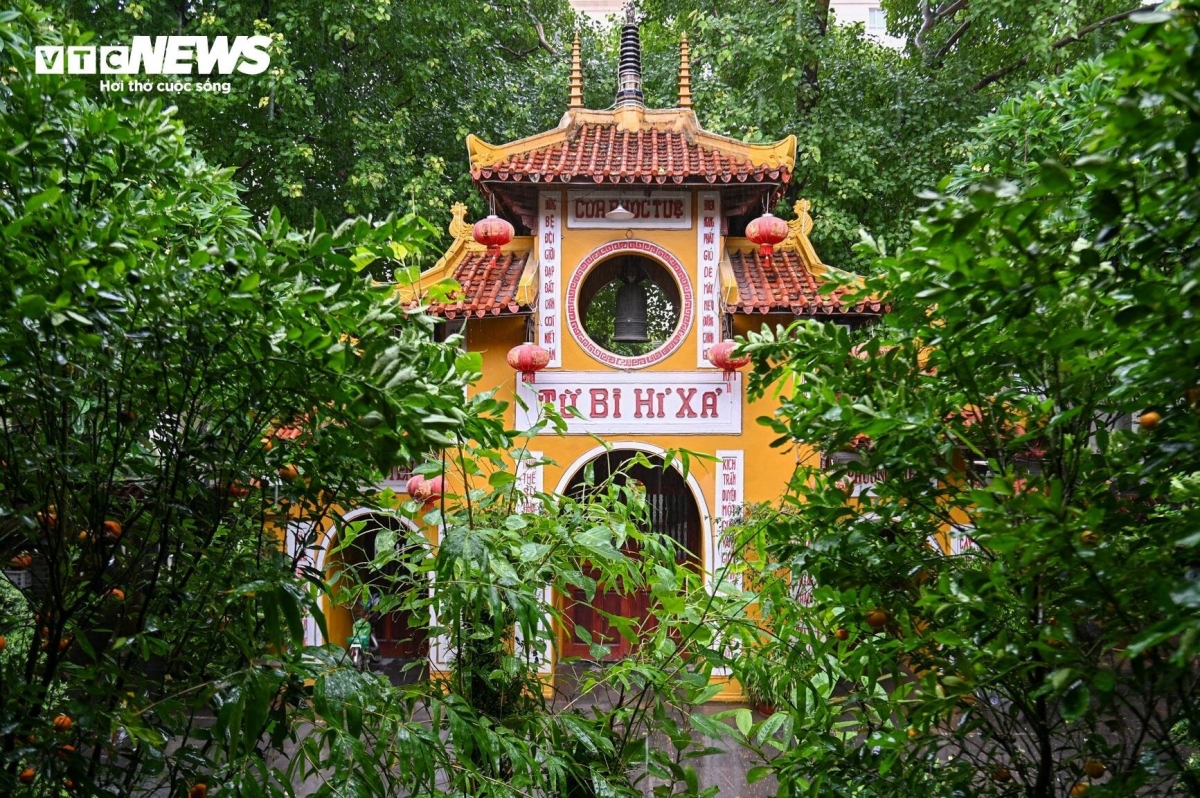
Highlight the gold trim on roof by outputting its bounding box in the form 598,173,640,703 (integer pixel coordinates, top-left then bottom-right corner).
468,107,797,173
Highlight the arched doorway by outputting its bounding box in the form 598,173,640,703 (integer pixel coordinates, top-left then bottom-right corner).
338,513,429,683
560,450,702,662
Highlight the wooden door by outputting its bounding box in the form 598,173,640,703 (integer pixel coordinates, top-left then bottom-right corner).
353,517,429,661
561,453,699,661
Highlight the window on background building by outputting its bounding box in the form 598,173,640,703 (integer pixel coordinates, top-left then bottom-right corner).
868,7,887,33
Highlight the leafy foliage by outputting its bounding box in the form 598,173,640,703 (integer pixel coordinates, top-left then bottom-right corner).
42,0,582,239
733,4,1200,796
636,0,1139,271
0,5,472,794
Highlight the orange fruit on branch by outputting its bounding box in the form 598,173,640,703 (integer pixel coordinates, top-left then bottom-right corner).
19,767,35,784
1138,411,1160,431
991,767,1013,783
102,520,122,541
189,782,208,798
865,609,889,630
106,588,125,602
277,464,299,482
52,714,72,732
1084,760,1106,778
834,628,850,641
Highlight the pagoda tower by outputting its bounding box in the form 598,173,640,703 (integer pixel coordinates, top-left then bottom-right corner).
396,12,885,687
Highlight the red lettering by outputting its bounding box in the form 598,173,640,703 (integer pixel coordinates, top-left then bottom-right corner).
543,199,557,210
700,389,720,418
704,199,715,211
676,388,698,419
543,231,555,244
589,388,609,418
612,388,621,418
559,389,581,417
634,388,654,419
703,232,715,245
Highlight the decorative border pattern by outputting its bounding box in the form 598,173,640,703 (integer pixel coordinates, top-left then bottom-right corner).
566,239,694,369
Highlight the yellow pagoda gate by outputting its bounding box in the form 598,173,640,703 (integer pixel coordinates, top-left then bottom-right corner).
313,12,885,689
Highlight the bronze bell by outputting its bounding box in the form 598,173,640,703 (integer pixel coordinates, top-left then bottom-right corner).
613,275,649,343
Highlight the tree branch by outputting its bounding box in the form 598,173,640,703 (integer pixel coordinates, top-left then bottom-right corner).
972,5,1143,92
915,0,968,51
932,18,971,62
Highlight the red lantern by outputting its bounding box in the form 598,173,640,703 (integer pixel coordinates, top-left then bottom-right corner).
406,474,428,501
507,343,551,383
473,214,514,258
708,340,751,381
423,476,444,504
407,474,444,507
745,212,788,259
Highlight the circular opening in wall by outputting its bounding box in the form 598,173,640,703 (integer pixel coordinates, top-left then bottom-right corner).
578,255,682,358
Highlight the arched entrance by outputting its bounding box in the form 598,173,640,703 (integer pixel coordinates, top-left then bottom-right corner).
560,449,702,662
337,512,429,683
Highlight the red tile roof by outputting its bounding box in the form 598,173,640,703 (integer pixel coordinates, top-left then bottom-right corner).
726,249,886,315
427,250,533,318
472,124,792,185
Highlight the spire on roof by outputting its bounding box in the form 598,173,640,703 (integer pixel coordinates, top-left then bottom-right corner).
615,3,644,109
678,33,692,109
568,34,584,109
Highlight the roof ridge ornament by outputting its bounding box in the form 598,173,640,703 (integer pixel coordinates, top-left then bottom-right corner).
615,3,644,109
678,33,692,109
568,34,583,110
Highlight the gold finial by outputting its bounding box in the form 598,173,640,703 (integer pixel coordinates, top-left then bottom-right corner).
568,34,584,109
678,33,692,109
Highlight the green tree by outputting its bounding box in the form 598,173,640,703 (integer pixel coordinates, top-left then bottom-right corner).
733,4,1200,796
635,0,1141,271
0,5,472,794
43,0,583,237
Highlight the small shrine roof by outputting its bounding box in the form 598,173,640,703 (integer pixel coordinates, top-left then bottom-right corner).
401,203,537,319
429,250,533,318
721,200,888,317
